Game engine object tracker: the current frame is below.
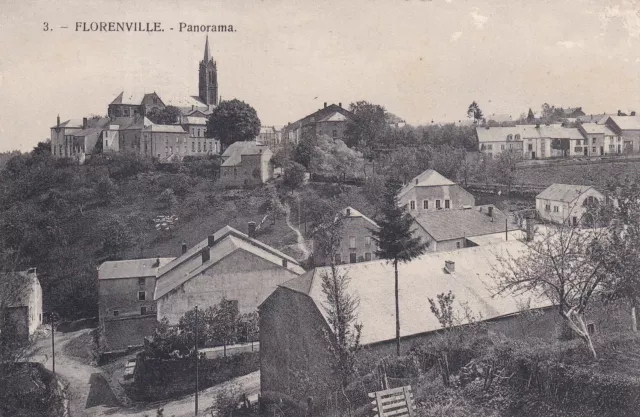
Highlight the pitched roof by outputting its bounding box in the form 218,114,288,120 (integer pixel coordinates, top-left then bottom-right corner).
536,183,600,203
286,104,353,130
143,124,187,134
164,95,208,109
343,206,378,228
221,141,272,167
398,169,456,199
154,225,304,299
71,118,111,137
605,116,640,131
578,124,615,135
318,111,348,123
280,240,552,345
412,205,519,242
577,114,613,124
98,258,175,280
181,116,208,125
50,119,84,129
107,116,152,130
476,125,585,142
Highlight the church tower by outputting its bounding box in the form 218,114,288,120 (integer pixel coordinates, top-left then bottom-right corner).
198,36,218,106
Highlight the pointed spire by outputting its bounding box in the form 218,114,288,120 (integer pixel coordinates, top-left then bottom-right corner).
203,35,211,62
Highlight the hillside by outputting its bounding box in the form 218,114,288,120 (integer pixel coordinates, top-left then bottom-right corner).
0,153,373,319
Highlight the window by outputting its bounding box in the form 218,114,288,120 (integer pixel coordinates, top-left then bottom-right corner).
141,306,147,315
105,140,109,147
349,236,356,249
365,236,371,247
545,204,551,212
445,199,450,209
456,242,461,249
192,142,195,152
410,200,416,210
113,310,119,317
334,254,342,264
332,129,338,139
528,144,533,151
365,252,371,261
480,144,486,151
592,147,596,153
515,134,521,140
487,144,493,150
587,323,595,335
501,144,505,150
349,253,357,263
138,291,146,301
198,142,201,152
436,200,441,209
423,200,429,209
506,134,513,141
138,277,145,287
553,206,559,213
592,138,596,144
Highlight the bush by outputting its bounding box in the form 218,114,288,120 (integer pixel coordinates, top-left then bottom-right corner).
157,188,178,209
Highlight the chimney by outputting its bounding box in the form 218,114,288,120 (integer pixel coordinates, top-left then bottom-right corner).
207,235,216,247
415,178,419,185
181,242,187,254
444,260,455,273
83,117,88,129
27,267,37,275
324,102,327,108
57,115,60,128
346,208,351,216
488,206,494,218
339,102,342,108
618,110,622,116
201,248,210,264
282,259,288,268
248,221,257,238
153,257,160,267
535,123,540,128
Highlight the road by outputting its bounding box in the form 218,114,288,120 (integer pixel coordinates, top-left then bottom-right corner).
31,327,260,417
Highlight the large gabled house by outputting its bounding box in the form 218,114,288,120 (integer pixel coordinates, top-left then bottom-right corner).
259,240,556,402
155,225,305,325
398,169,475,212
282,102,354,145
602,116,640,154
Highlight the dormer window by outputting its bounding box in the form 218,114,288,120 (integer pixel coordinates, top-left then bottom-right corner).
507,134,513,141
515,134,521,140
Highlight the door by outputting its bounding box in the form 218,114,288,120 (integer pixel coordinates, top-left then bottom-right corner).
584,147,588,156
600,146,604,156
572,216,578,226
531,152,536,159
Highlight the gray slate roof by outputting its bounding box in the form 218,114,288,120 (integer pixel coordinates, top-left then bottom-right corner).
412,205,519,242
536,184,597,203
221,141,272,167
476,125,585,142
98,257,175,280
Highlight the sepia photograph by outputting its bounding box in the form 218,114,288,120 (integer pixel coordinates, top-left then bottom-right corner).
2,0,640,416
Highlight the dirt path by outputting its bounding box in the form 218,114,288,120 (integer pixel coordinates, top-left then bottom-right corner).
284,200,310,259
31,327,260,417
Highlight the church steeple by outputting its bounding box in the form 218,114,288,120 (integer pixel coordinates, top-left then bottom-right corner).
199,36,218,106
203,35,211,63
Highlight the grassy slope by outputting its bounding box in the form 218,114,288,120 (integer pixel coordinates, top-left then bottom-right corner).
515,160,640,189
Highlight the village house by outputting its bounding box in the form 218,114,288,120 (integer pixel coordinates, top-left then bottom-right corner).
577,123,621,156
108,92,165,118
602,116,640,154
259,126,283,151
102,115,152,154
219,141,274,187
411,204,521,252
398,169,475,211
282,103,353,145
313,206,379,266
476,124,587,159
154,225,305,325
97,257,174,352
1,268,42,341
51,116,110,160
536,183,605,226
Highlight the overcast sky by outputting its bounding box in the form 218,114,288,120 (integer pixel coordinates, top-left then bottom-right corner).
1,0,640,152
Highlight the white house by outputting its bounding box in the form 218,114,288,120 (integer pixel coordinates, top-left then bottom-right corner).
536,184,604,226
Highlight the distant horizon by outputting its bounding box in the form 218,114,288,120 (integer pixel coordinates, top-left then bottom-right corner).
2,0,640,152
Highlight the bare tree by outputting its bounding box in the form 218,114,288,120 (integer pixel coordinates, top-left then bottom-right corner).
491,218,611,359
320,264,362,389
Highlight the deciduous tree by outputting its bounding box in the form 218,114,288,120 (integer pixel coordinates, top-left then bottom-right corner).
206,99,261,151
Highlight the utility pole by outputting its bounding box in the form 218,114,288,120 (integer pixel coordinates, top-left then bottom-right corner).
195,306,199,416
51,314,56,376
505,217,508,241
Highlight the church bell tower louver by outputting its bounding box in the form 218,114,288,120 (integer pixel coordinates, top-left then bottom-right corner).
198,36,218,106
